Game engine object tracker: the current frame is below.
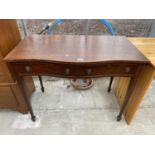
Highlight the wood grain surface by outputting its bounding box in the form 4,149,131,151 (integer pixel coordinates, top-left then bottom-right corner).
4,35,150,64
128,38,155,67
114,38,155,124
0,19,35,113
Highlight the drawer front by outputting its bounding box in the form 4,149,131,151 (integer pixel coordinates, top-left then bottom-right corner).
12,62,138,78
76,64,137,77
12,62,77,78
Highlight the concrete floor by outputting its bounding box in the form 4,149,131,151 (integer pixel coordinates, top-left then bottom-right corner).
0,77,155,134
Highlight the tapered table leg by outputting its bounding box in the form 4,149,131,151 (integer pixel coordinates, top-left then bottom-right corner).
38,76,44,92
17,76,36,122
107,76,114,93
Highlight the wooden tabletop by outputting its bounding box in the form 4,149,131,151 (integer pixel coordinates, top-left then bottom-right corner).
4,35,149,64
128,38,155,67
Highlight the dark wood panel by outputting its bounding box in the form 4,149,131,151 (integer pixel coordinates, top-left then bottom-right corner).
11,62,138,78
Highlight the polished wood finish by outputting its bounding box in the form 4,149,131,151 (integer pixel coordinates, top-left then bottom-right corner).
4,35,152,123
114,38,155,124
0,20,35,113
5,35,149,64
11,62,138,78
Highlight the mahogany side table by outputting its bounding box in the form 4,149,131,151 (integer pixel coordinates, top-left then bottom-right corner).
4,35,152,123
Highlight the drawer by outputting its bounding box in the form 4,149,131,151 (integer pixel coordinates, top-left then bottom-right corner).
12,62,77,78
75,63,137,77
12,62,138,78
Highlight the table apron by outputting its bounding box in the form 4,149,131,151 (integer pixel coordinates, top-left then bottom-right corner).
11,62,139,78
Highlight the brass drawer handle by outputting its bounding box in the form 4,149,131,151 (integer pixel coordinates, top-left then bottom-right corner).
25,66,31,72
65,68,70,75
86,68,92,75
125,67,131,73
